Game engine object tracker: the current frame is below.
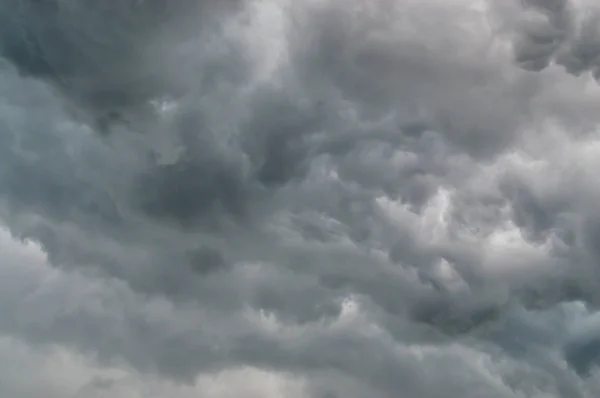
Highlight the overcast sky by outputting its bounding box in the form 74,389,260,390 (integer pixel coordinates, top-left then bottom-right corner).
2,0,600,396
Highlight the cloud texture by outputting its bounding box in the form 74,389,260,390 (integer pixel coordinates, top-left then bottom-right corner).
3,0,600,396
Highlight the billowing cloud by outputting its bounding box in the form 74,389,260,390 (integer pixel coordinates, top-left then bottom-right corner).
2,0,600,396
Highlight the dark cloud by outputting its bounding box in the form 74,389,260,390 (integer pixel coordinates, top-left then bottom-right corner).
3,0,600,397
510,0,600,81
0,0,244,132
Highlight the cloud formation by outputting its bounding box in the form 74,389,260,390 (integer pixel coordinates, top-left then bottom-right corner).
3,0,600,396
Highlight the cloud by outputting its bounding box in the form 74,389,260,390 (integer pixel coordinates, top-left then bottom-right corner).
3,0,600,396
504,0,600,80
0,334,308,398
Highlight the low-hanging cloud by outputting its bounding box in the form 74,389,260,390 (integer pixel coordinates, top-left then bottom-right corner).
2,0,600,396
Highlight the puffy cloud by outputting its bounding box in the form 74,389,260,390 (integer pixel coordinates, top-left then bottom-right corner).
503,0,600,79
3,0,600,396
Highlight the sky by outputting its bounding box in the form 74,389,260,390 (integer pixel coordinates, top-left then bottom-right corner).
2,0,600,396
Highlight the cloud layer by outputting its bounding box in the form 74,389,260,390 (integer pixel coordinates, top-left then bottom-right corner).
3,0,600,396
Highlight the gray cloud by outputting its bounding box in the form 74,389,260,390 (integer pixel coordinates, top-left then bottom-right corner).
507,0,600,80
3,0,600,396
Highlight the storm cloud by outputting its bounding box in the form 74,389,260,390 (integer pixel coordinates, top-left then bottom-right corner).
2,0,600,396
